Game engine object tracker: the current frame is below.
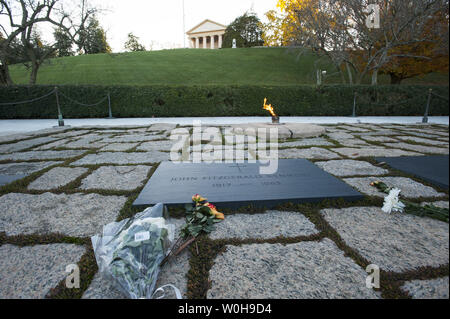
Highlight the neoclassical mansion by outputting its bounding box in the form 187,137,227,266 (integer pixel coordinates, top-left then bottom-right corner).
186,19,226,49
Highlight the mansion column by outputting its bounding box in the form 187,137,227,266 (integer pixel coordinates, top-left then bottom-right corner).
218,35,223,49
202,36,206,49
195,37,199,49
210,35,215,49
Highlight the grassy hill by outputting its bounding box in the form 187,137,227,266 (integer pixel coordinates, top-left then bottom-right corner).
10,48,448,86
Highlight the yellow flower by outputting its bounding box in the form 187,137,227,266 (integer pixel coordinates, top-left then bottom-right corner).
205,203,225,220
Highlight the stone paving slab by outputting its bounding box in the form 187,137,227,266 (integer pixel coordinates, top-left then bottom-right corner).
83,218,189,299
148,123,177,131
383,143,449,154
72,152,169,165
99,143,139,152
0,136,59,154
101,135,166,143
360,136,399,143
207,239,379,299
0,244,86,299
0,150,86,162
279,138,333,148
273,147,341,160
401,277,449,299
421,201,449,209
137,140,174,152
0,161,61,186
396,136,448,146
315,160,389,177
80,165,152,191
335,139,371,147
209,211,319,240
343,176,446,198
28,167,89,190
332,147,421,158
327,132,355,139
34,138,74,150
321,207,449,272
0,193,127,237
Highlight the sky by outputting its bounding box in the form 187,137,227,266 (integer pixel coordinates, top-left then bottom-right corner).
94,0,279,52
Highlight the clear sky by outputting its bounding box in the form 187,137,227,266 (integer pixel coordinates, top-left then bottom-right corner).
95,0,279,52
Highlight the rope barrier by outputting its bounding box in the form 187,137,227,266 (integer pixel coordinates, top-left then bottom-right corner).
431,92,449,101
58,91,109,107
0,89,56,106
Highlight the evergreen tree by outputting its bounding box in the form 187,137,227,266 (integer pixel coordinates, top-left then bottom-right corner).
124,33,146,52
223,12,264,48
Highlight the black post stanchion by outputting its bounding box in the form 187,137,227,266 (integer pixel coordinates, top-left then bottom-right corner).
422,88,432,124
352,92,357,117
55,87,65,127
107,93,113,119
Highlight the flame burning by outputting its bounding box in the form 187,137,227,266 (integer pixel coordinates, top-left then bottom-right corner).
263,98,277,118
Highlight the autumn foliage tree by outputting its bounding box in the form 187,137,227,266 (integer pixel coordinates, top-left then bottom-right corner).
262,0,449,85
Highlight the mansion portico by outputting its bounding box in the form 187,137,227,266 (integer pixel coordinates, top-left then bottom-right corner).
186,19,226,49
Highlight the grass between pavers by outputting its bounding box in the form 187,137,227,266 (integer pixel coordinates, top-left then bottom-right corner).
1,124,449,299
186,198,449,299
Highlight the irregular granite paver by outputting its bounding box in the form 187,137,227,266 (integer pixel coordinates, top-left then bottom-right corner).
209,211,319,240
315,160,389,177
207,239,379,299
99,143,139,152
137,140,175,152
279,138,333,148
28,167,89,190
101,135,166,143
148,123,177,131
0,150,85,161
0,161,61,184
396,136,448,146
383,143,449,154
272,147,340,160
343,176,446,198
83,218,188,299
0,244,86,299
332,147,421,158
72,152,169,165
80,165,152,191
321,207,449,272
401,277,449,299
0,193,127,237
0,136,58,154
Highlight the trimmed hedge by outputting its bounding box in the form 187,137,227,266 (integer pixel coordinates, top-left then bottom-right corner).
0,85,448,119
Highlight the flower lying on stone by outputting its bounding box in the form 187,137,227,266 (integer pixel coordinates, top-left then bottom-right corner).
370,180,449,223
382,188,405,214
206,203,225,220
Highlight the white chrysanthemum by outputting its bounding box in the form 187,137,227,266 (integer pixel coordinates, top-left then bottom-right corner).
382,188,405,214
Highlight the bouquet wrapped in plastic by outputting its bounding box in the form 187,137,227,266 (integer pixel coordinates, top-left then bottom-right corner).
91,203,175,299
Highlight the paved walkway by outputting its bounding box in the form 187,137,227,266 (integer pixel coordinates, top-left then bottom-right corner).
0,122,448,299
1,116,449,136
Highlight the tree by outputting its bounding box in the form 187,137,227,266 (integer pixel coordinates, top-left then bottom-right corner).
263,0,449,85
79,15,111,54
0,0,97,85
223,12,264,48
379,8,449,84
54,28,74,57
124,32,146,52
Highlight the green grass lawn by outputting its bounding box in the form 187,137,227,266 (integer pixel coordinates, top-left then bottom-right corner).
10,47,448,86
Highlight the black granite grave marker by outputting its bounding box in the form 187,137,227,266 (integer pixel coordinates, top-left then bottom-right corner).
375,155,449,190
133,159,363,209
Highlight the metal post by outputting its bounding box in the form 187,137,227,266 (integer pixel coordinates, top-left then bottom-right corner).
107,93,113,118
422,89,432,124
352,92,357,117
55,87,64,127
